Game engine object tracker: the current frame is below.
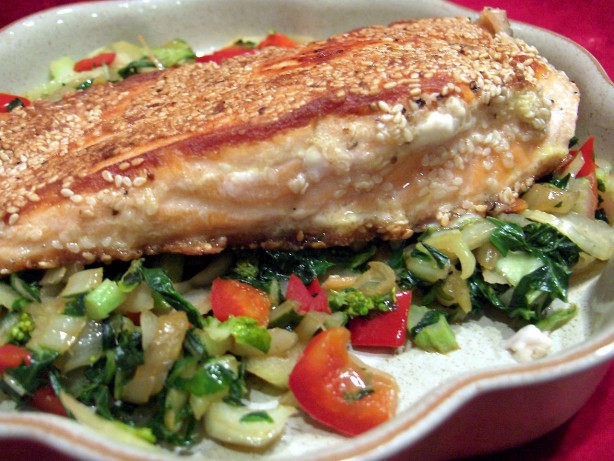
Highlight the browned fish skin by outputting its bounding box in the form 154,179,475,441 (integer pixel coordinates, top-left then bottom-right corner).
0,14,579,274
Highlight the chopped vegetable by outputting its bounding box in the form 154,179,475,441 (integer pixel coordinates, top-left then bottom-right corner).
348,291,411,347
285,274,330,314
328,287,395,318
409,307,459,353
257,32,297,49
73,52,116,72
0,344,31,373
210,278,270,326
31,385,67,416
0,93,30,112
289,327,398,435
0,25,612,450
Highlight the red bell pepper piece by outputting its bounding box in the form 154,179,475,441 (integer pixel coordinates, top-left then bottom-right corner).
196,45,255,64
570,137,599,210
73,52,116,72
0,93,31,113
348,290,412,348
210,278,270,326
288,327,398,436
573,136,596,178
31,385,67,417
0,344,32,373
285,274,330,314
257,32,297,49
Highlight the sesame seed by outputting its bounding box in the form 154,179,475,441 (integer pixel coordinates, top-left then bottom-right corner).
102,170,114,183
8,213,19,225
133,177,147,187
60,188,74,198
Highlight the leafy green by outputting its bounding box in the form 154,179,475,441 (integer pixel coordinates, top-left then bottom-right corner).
536,305,578,331
343,388,374,402
77,316,143,411
418,244,450,269
223,361,248,406
224,317,271,353
228,249,334,290
63,294,86,316
240,411,274,423
548,174,571,190
143,267,205,328
179,359,237,396
6,97,27,111
10,273,41,303
476,219,581,321
3,349,59,396
118,259,144,293
467,270,507,313
325,244,378,271
389,246,424,290
118,58,157,79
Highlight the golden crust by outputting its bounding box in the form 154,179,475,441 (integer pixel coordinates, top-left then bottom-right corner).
0,15,578,273
0,16,549,220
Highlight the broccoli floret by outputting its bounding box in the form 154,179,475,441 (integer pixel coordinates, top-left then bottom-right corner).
9,312,34,343
234,260,259,279
328,288,395,318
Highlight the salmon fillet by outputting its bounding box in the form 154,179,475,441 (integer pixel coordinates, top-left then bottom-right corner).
0,11,579,275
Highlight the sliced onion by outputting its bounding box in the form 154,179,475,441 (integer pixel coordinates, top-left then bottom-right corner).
460,218,497,250
59,320,103,373
522,183,576,214
205,400,297,448
122,310,189,404
60,268,103,297
424,229,476,279
117,283,155,314
523,209,614,260
139,310,158,351
26,313,86,353
351,261,396,296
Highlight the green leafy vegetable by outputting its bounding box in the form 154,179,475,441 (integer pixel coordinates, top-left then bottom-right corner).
143,267,205,328
240,411,274,423
3,349,59,396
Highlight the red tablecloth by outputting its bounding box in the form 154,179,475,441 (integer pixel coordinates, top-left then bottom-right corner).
0,2,613,461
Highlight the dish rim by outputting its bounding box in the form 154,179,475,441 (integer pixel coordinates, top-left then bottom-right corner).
0,1,613,460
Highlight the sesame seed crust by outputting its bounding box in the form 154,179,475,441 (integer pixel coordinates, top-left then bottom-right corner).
0,13,578,273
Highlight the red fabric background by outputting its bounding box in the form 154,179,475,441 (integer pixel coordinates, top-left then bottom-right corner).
0,1,612,460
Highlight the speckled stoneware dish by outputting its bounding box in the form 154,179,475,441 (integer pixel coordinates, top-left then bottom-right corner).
0,1,613,460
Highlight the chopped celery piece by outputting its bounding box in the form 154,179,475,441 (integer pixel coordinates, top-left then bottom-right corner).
409,307,459,353
268,299,303,330
536,305,578,331
85,279,127,320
